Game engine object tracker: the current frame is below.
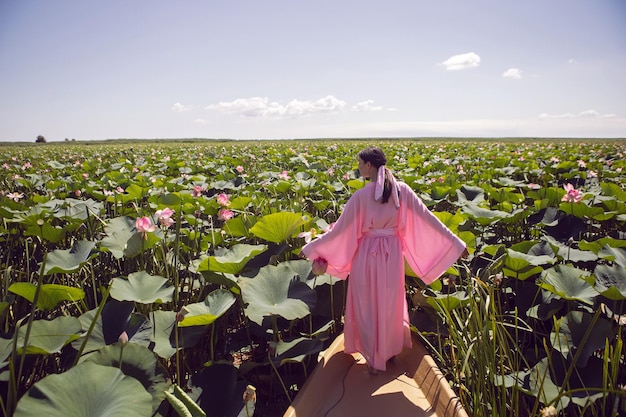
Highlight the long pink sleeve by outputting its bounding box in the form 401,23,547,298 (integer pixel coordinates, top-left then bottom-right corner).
301,191,365,279
397,182,466,284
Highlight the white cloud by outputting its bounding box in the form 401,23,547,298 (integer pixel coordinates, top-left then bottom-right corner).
502,68,522,79
568,58,576,64
207,95,346,119
171,102,194,112
195,119,209,124
539,109,616,119
352,100,384,112
439,52,481,71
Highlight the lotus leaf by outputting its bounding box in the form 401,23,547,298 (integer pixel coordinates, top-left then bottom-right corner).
73,305,152,353
100,216,136,259
249,212,306,243
271,336,324,366
239,261,316,326
13,362,152,417
462,203,510,225
426,291,470,312
598,245,626,267
455,185,485,205
593,264,626,300
81,343,169,412
43,240,96,275
110,271,174,304
538,265,597,305
178,289,236,327
9,283,85,311
189,363,253,417
579,237,626,254
198,244,267,274
149,310,207,359
222,216,252,237
550,311,613,367
16,316,82,355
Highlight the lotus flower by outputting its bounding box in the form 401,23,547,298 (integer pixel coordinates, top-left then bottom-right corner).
136,216,157,238
561,183,583,203
217,193,230,206
218,209,234,221
155,207,175,228
311,257,328,276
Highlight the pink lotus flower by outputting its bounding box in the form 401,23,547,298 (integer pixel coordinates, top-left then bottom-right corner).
6,192,24,202
218,209,234,221
136,216,157,238
192,185,203,198
236,165,244,173
561,183,583,203
116,186,125,194
311,257,328,276
278,170,290,180
155,207,175,228
216,193,230,206
2,163,9,169
298,229,316,243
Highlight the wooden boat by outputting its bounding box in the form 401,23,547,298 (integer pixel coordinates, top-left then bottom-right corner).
283,333,468,417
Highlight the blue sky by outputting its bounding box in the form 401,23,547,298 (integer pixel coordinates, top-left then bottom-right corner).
1,0,625,142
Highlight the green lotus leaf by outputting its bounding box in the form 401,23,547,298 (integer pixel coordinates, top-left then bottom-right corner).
346,178,365,191
462,203,510,225
23,218,66,243
426,291,470,312
542,236,598,263
43,240,97,275
525,358,570,412
110,271,173,304
538,264,597,305
178,289,236,327
72,307,152,354
81,344,169,413
16,316,82,355
8,283,85,311
430,185,451,200
221,216,252,237
100,216,135,259
188,363,252,417
150,311,207,359
271,336,324,367
239,261,316,326
600,181,626,201
593,264,626,300
433,211,465,231
598,245,626,267
14,362,152,417
550,311,613,367
455,185,485,204
199,271,241,294
229,196,252,210
249,212,306,243
579,237,626,254
197,244,267,274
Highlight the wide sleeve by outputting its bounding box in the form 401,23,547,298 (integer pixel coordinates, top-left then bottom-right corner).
301,192,364,279
397,182,466,284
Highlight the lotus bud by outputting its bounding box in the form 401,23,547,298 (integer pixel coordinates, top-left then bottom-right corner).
118,331,129,346
242,385,256,403
311,257,328,276
176,306,190,322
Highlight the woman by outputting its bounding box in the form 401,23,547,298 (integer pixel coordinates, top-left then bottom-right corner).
302,146,467,374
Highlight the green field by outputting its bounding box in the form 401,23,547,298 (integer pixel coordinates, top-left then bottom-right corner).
1,138,625,417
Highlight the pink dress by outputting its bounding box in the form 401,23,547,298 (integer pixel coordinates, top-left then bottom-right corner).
302,181,466,371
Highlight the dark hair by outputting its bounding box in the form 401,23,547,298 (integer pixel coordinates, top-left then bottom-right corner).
358,146,393,203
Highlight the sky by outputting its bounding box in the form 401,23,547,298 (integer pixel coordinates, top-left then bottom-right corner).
1,0,625,142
